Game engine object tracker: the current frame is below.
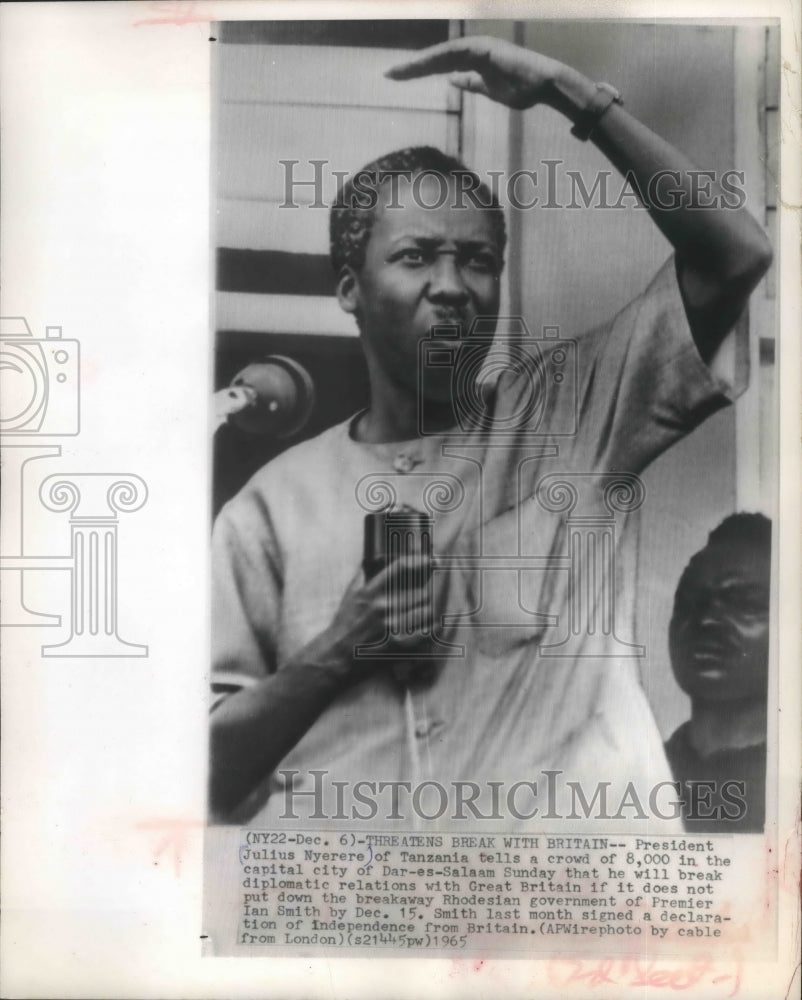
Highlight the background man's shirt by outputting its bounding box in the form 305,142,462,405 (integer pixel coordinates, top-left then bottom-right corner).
664,723,767,832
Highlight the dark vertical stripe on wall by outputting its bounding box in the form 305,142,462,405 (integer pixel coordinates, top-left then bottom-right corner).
506,20,526,321
219,21,451,49
217,248,335,297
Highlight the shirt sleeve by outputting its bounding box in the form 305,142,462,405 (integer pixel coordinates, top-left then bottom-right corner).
211,490,283,703
571,254,741,474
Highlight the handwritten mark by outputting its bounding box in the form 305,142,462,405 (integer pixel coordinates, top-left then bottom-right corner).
135,817,203,877
133,1,212,27
547,958,742,996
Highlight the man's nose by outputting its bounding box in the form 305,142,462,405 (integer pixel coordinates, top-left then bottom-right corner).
427,255,470,303
696,589,728,626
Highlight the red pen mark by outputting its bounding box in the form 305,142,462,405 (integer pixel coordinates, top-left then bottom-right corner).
135,817,203,877
547,956,742,995
133,1,212,27
781,809,802,897
447,958,502,981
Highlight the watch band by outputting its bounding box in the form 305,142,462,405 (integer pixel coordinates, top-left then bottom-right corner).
570,82,623,141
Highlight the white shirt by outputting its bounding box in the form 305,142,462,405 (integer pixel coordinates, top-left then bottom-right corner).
212,258,737,830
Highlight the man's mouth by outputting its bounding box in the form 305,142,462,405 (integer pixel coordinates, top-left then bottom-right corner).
692,664,728,683
430,308,467,328
686,637,735,668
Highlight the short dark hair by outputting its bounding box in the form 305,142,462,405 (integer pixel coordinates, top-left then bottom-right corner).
329,146,507,277
673,511,772,611
707,512,772,555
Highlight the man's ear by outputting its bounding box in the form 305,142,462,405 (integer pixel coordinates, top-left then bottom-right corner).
336,266,361,316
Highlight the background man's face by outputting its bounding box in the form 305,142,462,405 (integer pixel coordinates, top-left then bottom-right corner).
668,541,770,704
350,173,502,400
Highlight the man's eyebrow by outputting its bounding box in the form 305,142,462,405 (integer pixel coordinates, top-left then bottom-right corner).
389,235,498,250
692,577,769,595
719,580,769,593
388,235,442,247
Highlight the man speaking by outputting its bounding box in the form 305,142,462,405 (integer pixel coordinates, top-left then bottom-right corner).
209,37,771,828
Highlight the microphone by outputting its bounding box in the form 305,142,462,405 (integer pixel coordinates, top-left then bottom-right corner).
213,356,315,437
363,508,438,687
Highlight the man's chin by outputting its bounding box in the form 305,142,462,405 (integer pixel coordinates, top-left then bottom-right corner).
681,669,758,704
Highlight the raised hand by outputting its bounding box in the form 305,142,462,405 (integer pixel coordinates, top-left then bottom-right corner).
323,555,446,676
385,36,564,110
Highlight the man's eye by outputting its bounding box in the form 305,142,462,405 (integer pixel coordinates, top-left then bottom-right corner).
464,253,498,273
732,598,768,616
399,249,426,264
724,586,769,613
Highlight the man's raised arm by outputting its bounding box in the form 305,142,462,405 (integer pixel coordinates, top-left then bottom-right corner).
387,36,773,362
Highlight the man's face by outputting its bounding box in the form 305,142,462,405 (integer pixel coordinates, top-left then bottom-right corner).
668,541,770,704
340,173,502,401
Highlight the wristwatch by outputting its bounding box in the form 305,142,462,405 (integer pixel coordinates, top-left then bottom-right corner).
570,82,623,141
